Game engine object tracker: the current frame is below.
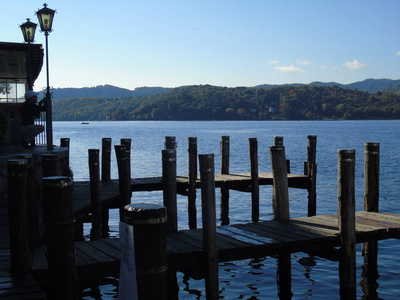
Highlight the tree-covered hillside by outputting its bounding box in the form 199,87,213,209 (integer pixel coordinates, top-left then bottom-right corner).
53,85,400,121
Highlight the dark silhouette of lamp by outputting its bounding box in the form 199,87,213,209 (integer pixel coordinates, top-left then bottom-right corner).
20,18,37,90
36,3,56,150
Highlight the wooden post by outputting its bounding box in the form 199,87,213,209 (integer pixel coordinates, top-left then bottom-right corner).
199,154,219,300
249,138,259,222
220,135,230,225
101,138,112,181
307,135,317,216
270,145,289,221
17,154,39,248
337,149,356,300
115,145,132,222
42,153,59,177
7,159,29,273
121,138,132,179
274,136,290,173
162,149,178,233
89,149,102,240
361,143,380,297
188,137,198,229
270,145,292,298
164,136,177,150
60,138,70,176
42,176,79,300
124,203,167,300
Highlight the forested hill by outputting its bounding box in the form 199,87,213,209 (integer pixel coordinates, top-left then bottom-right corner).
53,84,400,121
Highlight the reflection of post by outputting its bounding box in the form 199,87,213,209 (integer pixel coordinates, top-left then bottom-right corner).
338,149,356,299
361,143,380,298
270,145,292,299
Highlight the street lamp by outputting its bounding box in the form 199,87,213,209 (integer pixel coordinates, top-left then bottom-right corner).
20,18,37,90
36,3,55,150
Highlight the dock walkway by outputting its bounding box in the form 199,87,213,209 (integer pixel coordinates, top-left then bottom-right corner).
31,211,400,282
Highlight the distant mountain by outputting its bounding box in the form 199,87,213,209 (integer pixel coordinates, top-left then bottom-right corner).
49,85,170,101
48,79,400,100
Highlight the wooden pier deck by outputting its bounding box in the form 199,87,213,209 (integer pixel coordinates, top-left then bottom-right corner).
31,211,400,282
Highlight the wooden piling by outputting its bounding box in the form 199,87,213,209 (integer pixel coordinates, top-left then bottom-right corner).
307,135,317,216
188,137,198,229
164,136,177,150
88,149,102,240
274,136,290,173
220,135,230,225
42,176,79,300
7,159,29,274
42,153,59,177
270,145,289,221
120,138,132,179
249,138,259,222
269,145,292,298
101,138,112,181
337,149,356,299
162,149,178,233
17,154,39,248
60,138,70,176
361,143,380,296
124,203,167,300
115,145,132,221
199,154,219,300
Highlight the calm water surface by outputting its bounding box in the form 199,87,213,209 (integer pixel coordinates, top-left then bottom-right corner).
53,120,400,299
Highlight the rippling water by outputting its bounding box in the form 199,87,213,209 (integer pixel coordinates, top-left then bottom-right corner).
53,120,400,299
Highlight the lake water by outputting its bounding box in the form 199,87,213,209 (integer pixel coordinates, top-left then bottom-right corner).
53,120,400,299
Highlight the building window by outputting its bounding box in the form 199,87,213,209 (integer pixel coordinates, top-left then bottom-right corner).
0,79,26,103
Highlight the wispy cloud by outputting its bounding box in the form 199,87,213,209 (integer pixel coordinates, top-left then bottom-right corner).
343,59,366,70
274,65,304,73
268,60,279,65
297,60,313,66
396,51,400,56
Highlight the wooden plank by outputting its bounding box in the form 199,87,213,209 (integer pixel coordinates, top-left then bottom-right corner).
233,223,293,243
218,226,276,244
216,227,265,245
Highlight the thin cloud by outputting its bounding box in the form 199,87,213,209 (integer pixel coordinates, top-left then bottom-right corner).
396,51,400,56
343,59,366,70
297,60,313,66
268,60,279,65
274,65,304,73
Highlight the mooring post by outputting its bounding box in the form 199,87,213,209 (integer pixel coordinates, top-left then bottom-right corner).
270,145,292,299
361,143,380,296
274,136,290,173
307,135,317,216
42,153,59,177
249,138,259,222
89,149,102,240
188,137,198,229
164,136,177,150
115,145,132,222
42,176,79,300
162,149,178,233
17,154,39,248
7,159,29,274
124,203,168,300
101,138,112,181
121,138,132,179
337,149,356,299
60,138,70,176
220,135,230,225
199,154,219,300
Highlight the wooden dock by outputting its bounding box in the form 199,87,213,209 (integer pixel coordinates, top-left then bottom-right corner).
30,211,400,280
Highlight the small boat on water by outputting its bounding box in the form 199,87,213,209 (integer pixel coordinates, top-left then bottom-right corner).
81,122,89,124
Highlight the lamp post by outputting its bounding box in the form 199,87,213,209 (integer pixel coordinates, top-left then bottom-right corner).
20,18,37,90
36,3,55,150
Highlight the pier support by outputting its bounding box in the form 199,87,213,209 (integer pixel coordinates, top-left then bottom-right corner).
220,136,230,225
162,149,178,233
89,149,102,240
43,176,79,300
199,154,219,300
337,149,356,299
188,137,198,229
249,138,259,222
307,135,317,216
101,138,112,181
124,203,167,300
115,145,132,221
7,159,29,274
361,143,380,297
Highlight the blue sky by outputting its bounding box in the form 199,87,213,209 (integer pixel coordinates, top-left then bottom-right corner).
2,0,399,91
